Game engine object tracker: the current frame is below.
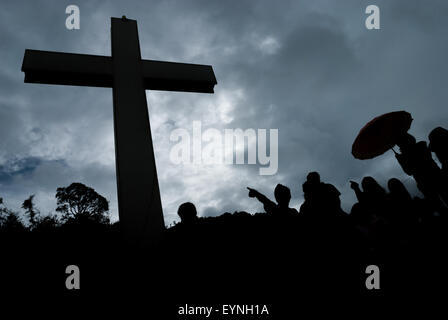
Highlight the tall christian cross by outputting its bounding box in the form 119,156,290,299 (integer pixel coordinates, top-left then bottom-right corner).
21,17,217,246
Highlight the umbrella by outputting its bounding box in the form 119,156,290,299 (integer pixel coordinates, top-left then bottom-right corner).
352,111,413,160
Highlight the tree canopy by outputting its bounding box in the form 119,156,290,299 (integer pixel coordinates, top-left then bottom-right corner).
55,182,109,224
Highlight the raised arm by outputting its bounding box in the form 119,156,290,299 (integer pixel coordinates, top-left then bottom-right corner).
395,153,413,176
247,187,276,213
350,181,364,203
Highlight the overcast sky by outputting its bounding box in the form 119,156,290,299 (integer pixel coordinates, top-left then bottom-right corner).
1,0,447,225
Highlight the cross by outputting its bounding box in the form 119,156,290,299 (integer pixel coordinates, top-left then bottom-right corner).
21,17,217,246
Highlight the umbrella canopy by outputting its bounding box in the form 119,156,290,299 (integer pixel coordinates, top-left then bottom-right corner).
352,111,413,160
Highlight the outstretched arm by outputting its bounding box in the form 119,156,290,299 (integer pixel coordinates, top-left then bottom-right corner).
247,187,276,213
350,181,364,203
395,153,413,176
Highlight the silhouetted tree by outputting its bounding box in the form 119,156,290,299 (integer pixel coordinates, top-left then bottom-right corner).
0,198,26,231
20,194,61,231
0,197,5,226
55,182,109,224
32,215,60,232
22,194,38,227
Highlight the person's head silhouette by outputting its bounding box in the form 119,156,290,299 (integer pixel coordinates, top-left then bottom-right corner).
307,171,320,184
303,171,321,195
388,178,411,200
429,127,448,146
388,178,406,194
397,133,416,152
177,202,198,224
274,184,291,207
429,127,448,163
362,176,386,196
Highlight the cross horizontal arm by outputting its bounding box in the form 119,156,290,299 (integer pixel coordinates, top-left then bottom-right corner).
22,49,113,88
141,59,217,93
22,49,217,93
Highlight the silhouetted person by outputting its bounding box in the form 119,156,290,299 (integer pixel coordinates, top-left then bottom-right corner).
387,178,416,228
300,172,344,218
300,172,319,215
429,127,448,202
350,176,390,229
177,202,198,224
388,178,412,204
350,176,387,210
429,127,448,172
247,184,298,217
395,133,446,211
350,202,369,228
350,176,393,250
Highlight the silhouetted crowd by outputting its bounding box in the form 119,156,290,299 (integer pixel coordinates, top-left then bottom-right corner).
172,127,448,257
1,126,447,297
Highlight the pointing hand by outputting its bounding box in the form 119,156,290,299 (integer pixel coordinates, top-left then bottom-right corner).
247,187,257,198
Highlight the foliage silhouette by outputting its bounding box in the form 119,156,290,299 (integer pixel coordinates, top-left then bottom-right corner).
55,182,109,224
22,194,38,227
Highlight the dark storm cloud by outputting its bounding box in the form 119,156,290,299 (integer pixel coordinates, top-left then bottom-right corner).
0,0,447,223
0,157,42,183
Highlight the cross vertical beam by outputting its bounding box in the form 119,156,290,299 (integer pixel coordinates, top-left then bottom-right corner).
22,17,217,247
111,18,164,246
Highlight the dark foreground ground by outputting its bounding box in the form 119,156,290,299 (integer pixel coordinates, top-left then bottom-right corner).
1,211,447,317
